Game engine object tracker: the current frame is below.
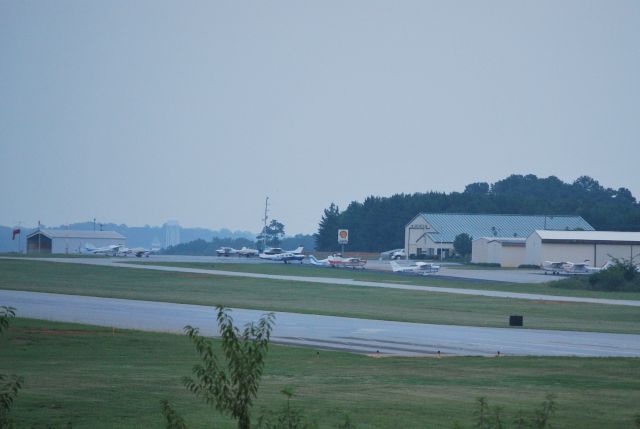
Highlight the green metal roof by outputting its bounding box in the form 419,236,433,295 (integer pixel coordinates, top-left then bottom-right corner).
415,213,594,243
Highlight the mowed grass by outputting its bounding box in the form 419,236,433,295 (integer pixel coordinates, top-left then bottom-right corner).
1,259,639,334
123,260,640,300
1,318,639,429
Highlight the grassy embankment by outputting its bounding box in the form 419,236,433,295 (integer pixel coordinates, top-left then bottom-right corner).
1,259,639,334
1,318,639,429
122,260,640,300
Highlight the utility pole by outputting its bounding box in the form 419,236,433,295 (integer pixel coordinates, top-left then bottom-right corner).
262,197,269,251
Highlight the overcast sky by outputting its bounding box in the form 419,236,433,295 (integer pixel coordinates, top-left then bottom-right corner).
1,1,638,234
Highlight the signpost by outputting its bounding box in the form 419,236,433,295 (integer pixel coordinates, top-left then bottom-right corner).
338,229,348,255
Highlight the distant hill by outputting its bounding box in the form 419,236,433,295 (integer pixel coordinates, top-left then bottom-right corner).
315,174,640,252
0,222,255,253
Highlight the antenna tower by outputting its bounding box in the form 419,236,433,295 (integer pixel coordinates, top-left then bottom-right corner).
262,197,269,251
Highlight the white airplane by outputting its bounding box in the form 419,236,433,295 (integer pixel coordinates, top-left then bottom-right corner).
308,255,330,266
216,247,239,257
327,254,367,269
259,251,305,264
390,261,440,275
562,260,613,275
542,261,567,275
237,247,259,257
262,246,304,255
127,247,154,258
84,244,123,256
259,246,305,263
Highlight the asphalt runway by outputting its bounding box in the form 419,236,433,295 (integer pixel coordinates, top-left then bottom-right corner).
2,290,639,357
16,257,640,307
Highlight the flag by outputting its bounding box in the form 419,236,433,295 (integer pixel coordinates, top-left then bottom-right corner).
12,228,20,240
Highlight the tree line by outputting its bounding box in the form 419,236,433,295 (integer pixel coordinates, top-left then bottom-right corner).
162,232,316,255
314,174,640,252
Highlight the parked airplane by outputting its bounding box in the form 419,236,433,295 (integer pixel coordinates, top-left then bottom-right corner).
84,244,123,256
259,251,305,264
542,261,566,275
128,247,154,258
562,260,614,275
390,261,440,275
543,260,613,275
216,247,239,257
327,254,367,269
237,247,259,257
308,255,330,266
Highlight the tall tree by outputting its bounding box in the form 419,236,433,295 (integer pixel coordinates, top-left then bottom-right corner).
257,219,285,249
314,203,341,251
453,233,473,258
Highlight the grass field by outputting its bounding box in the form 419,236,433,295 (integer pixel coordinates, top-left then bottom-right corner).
1,317,639,429
1,259,639,334
122,260,640,300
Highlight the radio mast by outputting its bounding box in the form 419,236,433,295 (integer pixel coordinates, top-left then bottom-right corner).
261,197,269,251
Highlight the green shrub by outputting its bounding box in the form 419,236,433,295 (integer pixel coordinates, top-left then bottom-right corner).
553,259,640,292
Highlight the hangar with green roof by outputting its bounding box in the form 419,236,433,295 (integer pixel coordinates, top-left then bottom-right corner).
404,213,594,260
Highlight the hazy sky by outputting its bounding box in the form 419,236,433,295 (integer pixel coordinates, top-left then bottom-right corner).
1,1,638,234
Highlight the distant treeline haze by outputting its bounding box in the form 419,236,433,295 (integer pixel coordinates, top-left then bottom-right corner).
162,235,316,255
314,174,640,252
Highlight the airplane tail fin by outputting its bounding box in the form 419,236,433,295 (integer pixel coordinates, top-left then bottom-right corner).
390,261,402,272
309,255,320,265
293,246,303,254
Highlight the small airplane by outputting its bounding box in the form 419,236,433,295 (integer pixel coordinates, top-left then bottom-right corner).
327,254,367,269
237,247,259,257
390,261,440,275
216,247,239,257
127,247,154,258
542,261,566,275
84,244,123,256
259,251,305,264
308,255,330,266
262,246,304,255
259,246,305,263
562,260,612,275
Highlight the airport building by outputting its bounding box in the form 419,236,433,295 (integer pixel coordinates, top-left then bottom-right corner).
525,230,640,267
471,237,527,267
26,229,126,255
404,213,593,259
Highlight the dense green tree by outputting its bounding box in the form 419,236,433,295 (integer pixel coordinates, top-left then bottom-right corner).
314,174,640,252
314,203,341,251
453,233,473,258
257,220,286,249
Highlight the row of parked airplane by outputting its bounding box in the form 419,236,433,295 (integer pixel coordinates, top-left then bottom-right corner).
216,246,307,263
84,244,154,258
216,246,444,274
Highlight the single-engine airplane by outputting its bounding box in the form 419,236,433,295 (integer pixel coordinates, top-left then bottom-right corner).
84,244,123,256
390,261,440,275
327,254,367,269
